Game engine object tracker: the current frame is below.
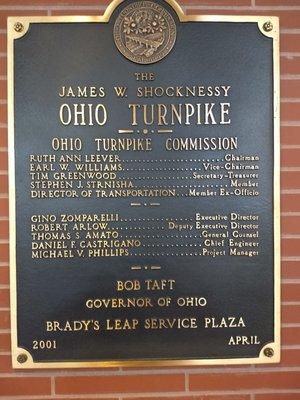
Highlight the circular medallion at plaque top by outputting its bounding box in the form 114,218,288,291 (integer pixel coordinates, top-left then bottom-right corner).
113,1,177,64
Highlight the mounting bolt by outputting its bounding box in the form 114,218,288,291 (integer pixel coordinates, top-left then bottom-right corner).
263,21,273,32
14,22,24,33
264,347,274,358
17,353,28,364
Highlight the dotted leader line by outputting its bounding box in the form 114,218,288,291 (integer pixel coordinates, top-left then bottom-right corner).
135,185,228,188
124,168,202,172
120,177,227,181
122,235,201,239
119,218,194,222
132,253,203,257
122,159,223,163
115,227,166,231
142,244,201,248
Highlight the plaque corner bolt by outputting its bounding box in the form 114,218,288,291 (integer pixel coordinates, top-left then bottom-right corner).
263,347,274,358
17,353,28,364
14,22,24,33
263,21,273,32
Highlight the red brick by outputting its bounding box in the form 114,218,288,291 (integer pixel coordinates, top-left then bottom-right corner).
281,56,300,75
189,371,300,391
0,243,8,263
282,194,300,212
0,127,7,148
281,102,300,121
0,198,8,217
256,0,300,5
282,327,300,346
282,283,300,302
282,260,300,279
52,9,106,16
0,0,109,5
256,395,300,400
0,79,6,101
281,239,300,257
0,354,11,372
0,151,7,170
261,350,300,367
281,126,300,146
51,399,117,400
0,220,8,240
0,332,10,352
0,104,7,124
282,215,300,234
0,377,51,396
126,397,250,400
182,0,251,4
282,304,300,323
56,374,185,395
0,266,9,285
0,175,8,193
186,9,300,29
0,34,5,54
282,148,300,167
0,11,47,30
0,57,6,76
0,288,9,308
281,171,300,189
282,349,300,367
281,34,300,53
0,310,9,329
282,238,300,257
281,80,300,98
0,0,243,5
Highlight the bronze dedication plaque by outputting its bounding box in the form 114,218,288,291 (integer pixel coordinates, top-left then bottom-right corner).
8,0,280,368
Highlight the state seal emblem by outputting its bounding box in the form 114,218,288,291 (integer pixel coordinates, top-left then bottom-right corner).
113,1,177,64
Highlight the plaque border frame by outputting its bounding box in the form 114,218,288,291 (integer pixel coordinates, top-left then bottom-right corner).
8,0,281,369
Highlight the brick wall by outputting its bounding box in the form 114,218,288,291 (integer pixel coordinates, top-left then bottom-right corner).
0,0,299,398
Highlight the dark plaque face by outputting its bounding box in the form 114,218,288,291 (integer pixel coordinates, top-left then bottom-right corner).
8,0,280,369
